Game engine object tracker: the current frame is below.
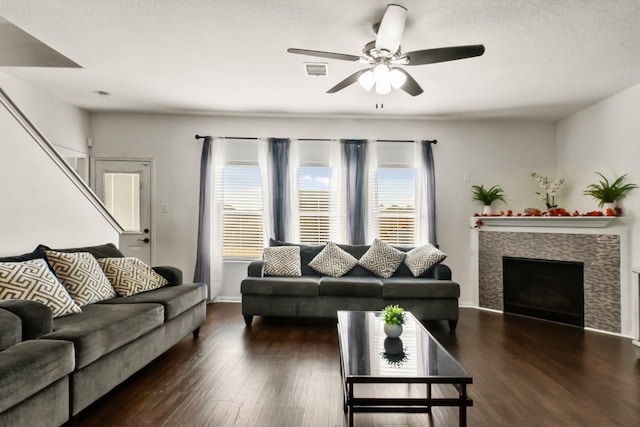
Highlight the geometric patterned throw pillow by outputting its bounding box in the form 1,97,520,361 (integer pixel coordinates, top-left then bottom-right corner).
357,238,406,278
0,259,82,318
45,250,116,306
404,244,447,277
97,257,168,297
309,241,358,277
263,246,301,276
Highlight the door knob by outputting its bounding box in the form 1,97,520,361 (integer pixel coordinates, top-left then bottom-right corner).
137,238,150,243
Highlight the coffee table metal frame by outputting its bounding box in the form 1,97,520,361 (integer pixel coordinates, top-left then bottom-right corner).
337,310,473,427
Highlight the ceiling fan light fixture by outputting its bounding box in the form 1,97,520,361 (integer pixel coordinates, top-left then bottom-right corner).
375,79,391,95
389,68,406,89
357,69,375,90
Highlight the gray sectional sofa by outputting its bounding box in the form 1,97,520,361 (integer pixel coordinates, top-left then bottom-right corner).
0,243,207,427
241,240,460,331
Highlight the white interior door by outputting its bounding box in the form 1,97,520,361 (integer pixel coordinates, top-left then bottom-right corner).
93,159,152,264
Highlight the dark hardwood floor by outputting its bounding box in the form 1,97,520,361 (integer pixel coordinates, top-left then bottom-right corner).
73,304,640,426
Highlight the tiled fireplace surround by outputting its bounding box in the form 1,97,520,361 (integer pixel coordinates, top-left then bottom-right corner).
477,224,629,334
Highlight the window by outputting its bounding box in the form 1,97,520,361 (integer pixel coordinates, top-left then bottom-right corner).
222,164,264,257
104,172,140,232
298,166,331,244
375,168,416,246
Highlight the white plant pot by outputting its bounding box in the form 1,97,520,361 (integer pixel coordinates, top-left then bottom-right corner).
384,323,403,338
482,205,493,215
603,202,616,215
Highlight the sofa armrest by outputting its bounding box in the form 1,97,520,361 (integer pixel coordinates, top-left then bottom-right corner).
431,264,452,280
153,266,183,286
0,308,21,351
247,260,266,278
0,300,52,340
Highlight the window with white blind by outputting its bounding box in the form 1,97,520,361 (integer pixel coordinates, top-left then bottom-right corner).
375,168,416,246
222,164,264,258
298,166,332,245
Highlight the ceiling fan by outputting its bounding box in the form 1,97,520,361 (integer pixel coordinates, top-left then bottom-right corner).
287,4,485,96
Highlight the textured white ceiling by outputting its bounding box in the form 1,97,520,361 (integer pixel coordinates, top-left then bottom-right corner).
1,0,639,120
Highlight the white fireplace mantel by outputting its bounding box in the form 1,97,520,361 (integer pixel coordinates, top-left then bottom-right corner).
471,216,616,228
470,217,634,338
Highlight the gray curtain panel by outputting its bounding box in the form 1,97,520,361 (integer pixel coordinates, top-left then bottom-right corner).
194,136,212,286
268,138,291,242
421,140,438,246
342,139,368,245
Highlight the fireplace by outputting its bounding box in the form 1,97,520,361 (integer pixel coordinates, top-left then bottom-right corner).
503,257,585,327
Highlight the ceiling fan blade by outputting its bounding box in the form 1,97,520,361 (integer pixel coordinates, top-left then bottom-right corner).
394,68,423,96
403,44,485,65
327,69,368,93
287,48,360,62
375,4,407,54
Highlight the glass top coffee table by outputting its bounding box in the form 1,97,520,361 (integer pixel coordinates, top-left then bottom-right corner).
337,310,472,426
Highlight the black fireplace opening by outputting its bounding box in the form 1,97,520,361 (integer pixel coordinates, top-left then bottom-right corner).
503,257,584,327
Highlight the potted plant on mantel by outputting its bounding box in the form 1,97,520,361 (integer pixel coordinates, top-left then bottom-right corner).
471,184,506,215
583,172,638,214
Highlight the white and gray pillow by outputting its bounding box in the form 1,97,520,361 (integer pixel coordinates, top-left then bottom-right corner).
97,257,168,297
0,259,81,318
357,238,405,278
309,242,358,277
263,246,301,277
45,250,116,306
404,244,447,277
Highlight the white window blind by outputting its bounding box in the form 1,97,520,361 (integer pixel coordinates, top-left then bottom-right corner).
298,166,334,245
222,164,264,258
375,168,416,246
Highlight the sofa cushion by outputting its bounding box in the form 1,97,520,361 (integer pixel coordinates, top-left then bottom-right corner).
241,277,320,297
98,283,207,321
309,242,358,277
357,239,406,278
0,246,47,263
381,278,460,298
403,244,447,277
0,339,74,414
0,259,81,318
319,277,383,297
44,303,164,369
45,251,116,306
263,246,301,277
97,257,168,296
0,309,20,351
43,242,125,259
269,239,324,276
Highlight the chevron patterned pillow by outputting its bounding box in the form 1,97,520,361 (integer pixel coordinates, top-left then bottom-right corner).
0,259,81,317
263,246,301,276
45,250,116,306
357,238,406,278
97,257,168,297
404,244,447,277
309,242,358,277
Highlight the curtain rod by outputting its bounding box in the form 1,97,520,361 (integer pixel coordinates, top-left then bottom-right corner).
195,136,437,144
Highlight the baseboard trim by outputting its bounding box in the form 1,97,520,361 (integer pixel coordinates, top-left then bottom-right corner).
212,296,241,303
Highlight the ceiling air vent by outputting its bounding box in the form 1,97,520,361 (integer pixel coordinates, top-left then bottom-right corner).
304,62,328,77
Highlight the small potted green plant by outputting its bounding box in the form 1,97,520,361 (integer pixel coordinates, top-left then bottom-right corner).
381,305,405,338
583,172,638,213
471,184,506,215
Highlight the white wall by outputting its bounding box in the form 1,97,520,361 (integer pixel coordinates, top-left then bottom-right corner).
0,72,90,154
90,112,556,305
0,73,119,255
557,82,640,337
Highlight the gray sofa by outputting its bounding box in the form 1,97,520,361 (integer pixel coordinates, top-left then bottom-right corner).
241,240,460,331
0,243,207,426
